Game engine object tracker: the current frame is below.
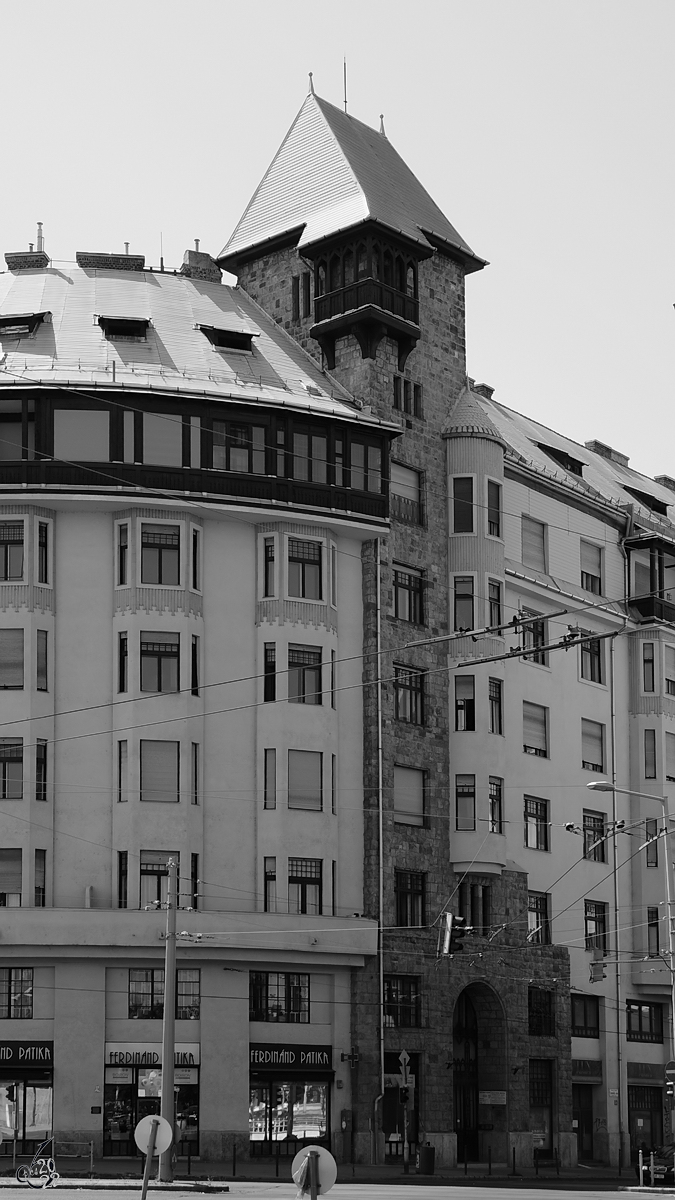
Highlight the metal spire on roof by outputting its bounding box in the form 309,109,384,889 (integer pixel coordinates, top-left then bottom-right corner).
308,71,315,95
379,114,386,137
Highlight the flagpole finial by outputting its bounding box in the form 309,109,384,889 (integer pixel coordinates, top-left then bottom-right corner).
379,114,386,137
308,72,315,95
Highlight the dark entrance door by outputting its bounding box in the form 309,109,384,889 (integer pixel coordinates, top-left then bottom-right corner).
453,992,479,1161
572,1084,593,1159
629,1086,663,1162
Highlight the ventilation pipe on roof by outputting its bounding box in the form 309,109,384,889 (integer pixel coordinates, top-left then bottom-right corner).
36,223,44,253
195,239,200,252
124,242,129,255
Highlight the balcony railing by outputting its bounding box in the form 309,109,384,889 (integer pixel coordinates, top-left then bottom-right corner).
314,278,419,327
630,594,675,624
390,493,422,526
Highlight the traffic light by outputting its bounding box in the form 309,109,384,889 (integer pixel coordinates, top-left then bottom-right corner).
589,960,606,983
399,1086,410,1107
667,1080,675,1103
441,913,467,956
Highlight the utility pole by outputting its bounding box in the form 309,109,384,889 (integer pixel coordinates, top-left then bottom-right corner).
158,858,177,1183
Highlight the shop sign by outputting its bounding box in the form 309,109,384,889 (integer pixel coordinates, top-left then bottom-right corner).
105,1067,133,1084
249,1043,332,1069
478,1090,507,1106
0,1041,53,1065
104,1042,200,1066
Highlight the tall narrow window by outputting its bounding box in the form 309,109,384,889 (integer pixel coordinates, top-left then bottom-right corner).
331,650,336,709
0,629,24,689
36,740,47,802
288,539,322,600
118,632,128,693
0,522,24,581
525,796,549,850
488,580,502,628
455,676,475,731
0,848,22,907
523,612,547,665
394,766,425,827
141,524,180,585
413,383,423,418
264,748,276,809
264,644,276,702
453,478,474,533
331,860,337,916
331,755,337,815
648,907,660,957
522,516,547,572
117,740,128,803
191,529,200,591
665,645,675,695
489,679,503,734
38,522,48,584
34,849,46,908
580,541,602,594
292,276,300,321
390,463,422,524
528,891,551,944
393,376,402,410
140,741,179,802
117,524,128,586
489,777,503,833
394,666,425,725
191,636,199,696
191,743,199,805
301,272,311,318
523,702,548,757
288,858,322,914
646,817,659,867
288,750,322,810
0,740,23,799
581,719,604,772
264,538,275,597
645,729,657,779
395,870,425,927
487,481,501,537
191,853,199,910
288,645,322,705
393,567,424,624
140,632,179,692
36,630,47,691
585,900,608,952
643,644,655,692
456,774,476,831
583,810,606,861
330,544,337,607
580,634,603,683
454,577,474,631
666,733,675,782
264,857,277,912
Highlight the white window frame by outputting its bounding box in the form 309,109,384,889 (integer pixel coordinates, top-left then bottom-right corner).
485,477,503,541
259,531,279,601
577,630,607,690
136,517,183,590
329,541,338,609
34,516,53,588
580,538,603,595
521,515,548,573
283,533,327,606
449,473,477,538
189,524,202,594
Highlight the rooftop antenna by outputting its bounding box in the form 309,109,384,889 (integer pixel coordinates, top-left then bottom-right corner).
308,71,315,95
343,57,347,113
36,222,44,253
379,114,386,137
160,232,164,272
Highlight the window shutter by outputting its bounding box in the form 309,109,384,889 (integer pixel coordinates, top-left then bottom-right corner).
0,848,22,894
0,630,23,688
522,517,546,571
288,750,322,810
523,702,547,752
580,541,601,577
390,463,420,502
582,719,603,768
394,766,425,826
140,741,179,802
667,733,675,781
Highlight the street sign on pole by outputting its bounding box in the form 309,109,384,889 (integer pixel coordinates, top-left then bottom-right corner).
665,1060,675,1082
398,1050,410,1175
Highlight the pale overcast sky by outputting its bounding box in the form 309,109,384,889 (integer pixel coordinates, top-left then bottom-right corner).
1,0,673,479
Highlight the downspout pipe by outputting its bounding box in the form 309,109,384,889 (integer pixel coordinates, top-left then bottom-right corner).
372,537,385,1163
610,635,624,1170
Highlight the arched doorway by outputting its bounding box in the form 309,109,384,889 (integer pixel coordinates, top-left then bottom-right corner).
452,983,507,1163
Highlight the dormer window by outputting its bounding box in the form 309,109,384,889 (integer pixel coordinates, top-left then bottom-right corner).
0,312,50,338
197,324,255,353
624,485,669,517
537,443,583,477
97,316,149,341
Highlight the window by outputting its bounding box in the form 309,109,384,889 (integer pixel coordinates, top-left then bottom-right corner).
288,858,322,914
0,967,32,1017
128,969,200,1019
393,566,423,624
288,750,322,811
666,645,675,696
383,976,421,1028
191,636,199,696
213,421,266,474
37,522,49,584
330,544,337,607
394,766,425,827
626,1001,663,1043
456,774,476,831
0,740,22,799
523,702,548,757
522,516,547,572
178,967,200,1017
390,463,422,524
488,481,501,537
139,851,179,907
0,848,22,907
528,891,551,944
118,632,128,693
395,870,425,927
583,810,606,861
141,523,179,586
53,408,111,460
394,378,422,417
117,851,128,909
249,972,309,1023
646,817,659,866
454,577,474,631
0,629,23,688
36,630,47,691
584,900,608,953
489,777,503,833
292,276,300,321
302,272,311,318
117,524,128,586
143,413,182,466
666,733,675,782
528,987,555,1036
522,612,547,665
645,729,657,779
191,743,199,805
0,522,23,581
643,643,655,692
488,580,502,628
264,748,276,809
581,634,603,684
455,676,475,731
525,796,549,850
140,632,179,692
288,539,322,600
331,755,337,814
581,719,604,772
489,679,503,735
648,907,660,958
191,528,200,591
263,538,275,597
458,878,491,936
34,849,46,908
452,477,473,533
293,430,328,484
264,857,277,913
331,650,336,708
394,666,425,725
263,644,276,702
571,994,599,1038
288,646,322,704
36,740,47,802
140,742,179,802
580,541,602,594
350,441,381,492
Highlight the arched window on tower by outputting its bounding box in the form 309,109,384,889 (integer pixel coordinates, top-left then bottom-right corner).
372,245,380,279
316,261,327,297
357,244,368,279
329,254,341,292
406,263,417,298
343,248,354,287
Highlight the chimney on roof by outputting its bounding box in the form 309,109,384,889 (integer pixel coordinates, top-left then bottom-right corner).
36,223,44,253
181,248,221,284
473,383,494,400
124,242,129,255
585,439,629,468
655,475,675,493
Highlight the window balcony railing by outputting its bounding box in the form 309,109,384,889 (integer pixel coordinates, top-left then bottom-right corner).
314,278,419,327
630,594,675,624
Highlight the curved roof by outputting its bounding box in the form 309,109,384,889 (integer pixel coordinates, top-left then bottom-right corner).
0,264,392,430
220,93,485,271
443,384,506,444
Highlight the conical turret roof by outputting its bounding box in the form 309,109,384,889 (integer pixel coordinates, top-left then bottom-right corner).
443,384,506,445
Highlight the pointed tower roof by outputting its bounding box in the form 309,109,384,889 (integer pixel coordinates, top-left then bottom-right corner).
219,93,485,273
443,383,506,445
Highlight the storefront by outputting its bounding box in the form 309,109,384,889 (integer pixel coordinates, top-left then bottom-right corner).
0,1041,53,1157
249,1043,332,1157
103,1043,199,1157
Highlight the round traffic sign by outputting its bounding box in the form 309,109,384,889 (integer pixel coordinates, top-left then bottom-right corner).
665,1060,675,1082
134,1115,173,1156
291,1145,337,1194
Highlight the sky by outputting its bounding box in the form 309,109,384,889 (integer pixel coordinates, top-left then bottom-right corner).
1,0,673,481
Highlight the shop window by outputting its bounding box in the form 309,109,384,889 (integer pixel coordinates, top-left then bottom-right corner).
646,817,659,866
390,463,421,523
528,988,555,1036
522,516,547,572
143,413,183,468
455,676,475,731
643,643,655,692
571,994,599,1037
249,971,309,1023
0,848,22,908
393,566,424,624
0,629,23,689
38,522,49,584
141,524,180,586
525,796,549,850
34,849,46,908
36,740,47,802
288,751,322,811
0,966,32,1017
128,968,200,1019
583,810,606,861
489,679,503,735
489,777,503,833
264,857,277,913
394,666,425,725
53,409,110,461
140,633,179,693
581,634,603,683
523,702,548,757
288,539,322,600
0,521,24,581
580,541,602,594
528,891,551,944
648,907,660,958
456,774,476,831
139,851,179,907
37,630,47,691
0,739,23,799
488,481,501,537
626,1001,663,1043
488,580,502,627
581,720,604,772
117,523,128,586
213,422,266,474
288,858,322,914
395,870,425,927
584,900,608,953
288,646,322,705
645,729,657,779
452,477,473,533
523,611,547,665
454,577,474,631
383,976,421,1028
393,766,425,827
